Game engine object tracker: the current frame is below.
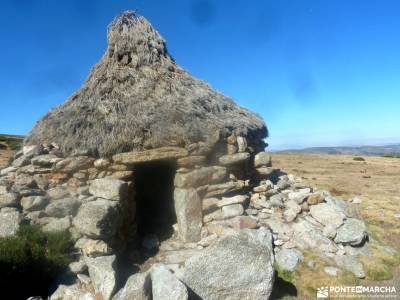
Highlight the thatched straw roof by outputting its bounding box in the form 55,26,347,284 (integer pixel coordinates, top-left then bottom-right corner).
25,11,267,157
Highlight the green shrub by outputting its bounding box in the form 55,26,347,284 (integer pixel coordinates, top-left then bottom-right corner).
0,225,73,299
353,156,365,161
383,154,400,158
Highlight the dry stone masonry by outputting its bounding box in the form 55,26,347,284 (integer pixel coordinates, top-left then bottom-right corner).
0,11,374,300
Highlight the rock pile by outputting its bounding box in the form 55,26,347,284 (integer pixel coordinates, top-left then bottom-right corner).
0,140,370,299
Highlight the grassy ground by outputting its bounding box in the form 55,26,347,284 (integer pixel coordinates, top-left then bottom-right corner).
0,134,23,167
273,153,400,299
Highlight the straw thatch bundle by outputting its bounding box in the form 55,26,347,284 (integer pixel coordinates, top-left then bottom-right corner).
25,11,267,157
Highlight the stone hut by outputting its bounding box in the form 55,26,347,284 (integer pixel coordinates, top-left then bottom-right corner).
21,11,270,246
0,11,370,300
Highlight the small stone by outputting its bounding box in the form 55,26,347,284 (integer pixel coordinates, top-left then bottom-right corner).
177,156,206,168
73,199,121,239
94,158,111,169
254,152,272,167
12,155,31,168
307,193,324,205
82,239,112,257
42,216,71,232
0,193,19,209
85,255,117,300
198,233,218,247
217,195,248,207
31,154,62,167
0,210,21,237
54,156,95,173
89,178,129,201
335,218,367,246
222,204,244,219
310,203,345,228
113,272,151,300
256,167,274,176
21,196,48,212
174,188,202,242
307,260,316,269
236,136,247,152
323,224,337,239
45,197,81,217
269,194,284,208
288,191,309,204
151,264,188,300
246,208,258,216
324,266,339,276
0,166,17,176
69,260,88,274
275,249,303,271
352,197,362,204
218,152,250,166
174,166,226,188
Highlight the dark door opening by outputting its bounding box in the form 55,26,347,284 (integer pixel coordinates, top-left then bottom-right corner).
134,160,177,242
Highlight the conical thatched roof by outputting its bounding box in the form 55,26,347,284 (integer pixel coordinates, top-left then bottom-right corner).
25,12,267,157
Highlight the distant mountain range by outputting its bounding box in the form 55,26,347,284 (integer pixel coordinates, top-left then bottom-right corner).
276,144,400,157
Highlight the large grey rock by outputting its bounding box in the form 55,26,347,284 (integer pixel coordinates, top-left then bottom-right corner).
22,144,43,157
12,155,31,168
54,156,94,173
0,166,17,176
21,196,48,212
113,147,188,165
151,265,188,300
182,228,275,300
218,152,250,166
335,218,367,246
43,216,71,232
222,204,244,219
45,198,81,217
31,154,62,167
174,188,202,242
283,200,302,222
275,249,303,272
0,209,21,237
69,260,88,274
177,155,206,168
89,178,129,201
254,152,271,167
288,191,309,204
73,199,121,239
217,195,249,207
174,166,226,188
309,203,345,228
0,192,19,208
113,272,151,300
47,186,70,200
85,255,117,300
50,283,96,300
204,181,245,197
292,219,338,253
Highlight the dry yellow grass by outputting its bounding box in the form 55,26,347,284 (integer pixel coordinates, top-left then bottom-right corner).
273,153,400,299
0,147,13,168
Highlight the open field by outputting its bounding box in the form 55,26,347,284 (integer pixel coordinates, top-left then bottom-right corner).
0,134,23,167
273,153,400,299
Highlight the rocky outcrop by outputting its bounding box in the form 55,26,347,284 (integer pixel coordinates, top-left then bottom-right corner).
182,228,274,300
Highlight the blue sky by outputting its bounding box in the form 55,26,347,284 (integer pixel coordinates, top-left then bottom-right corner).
0,0,399,150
